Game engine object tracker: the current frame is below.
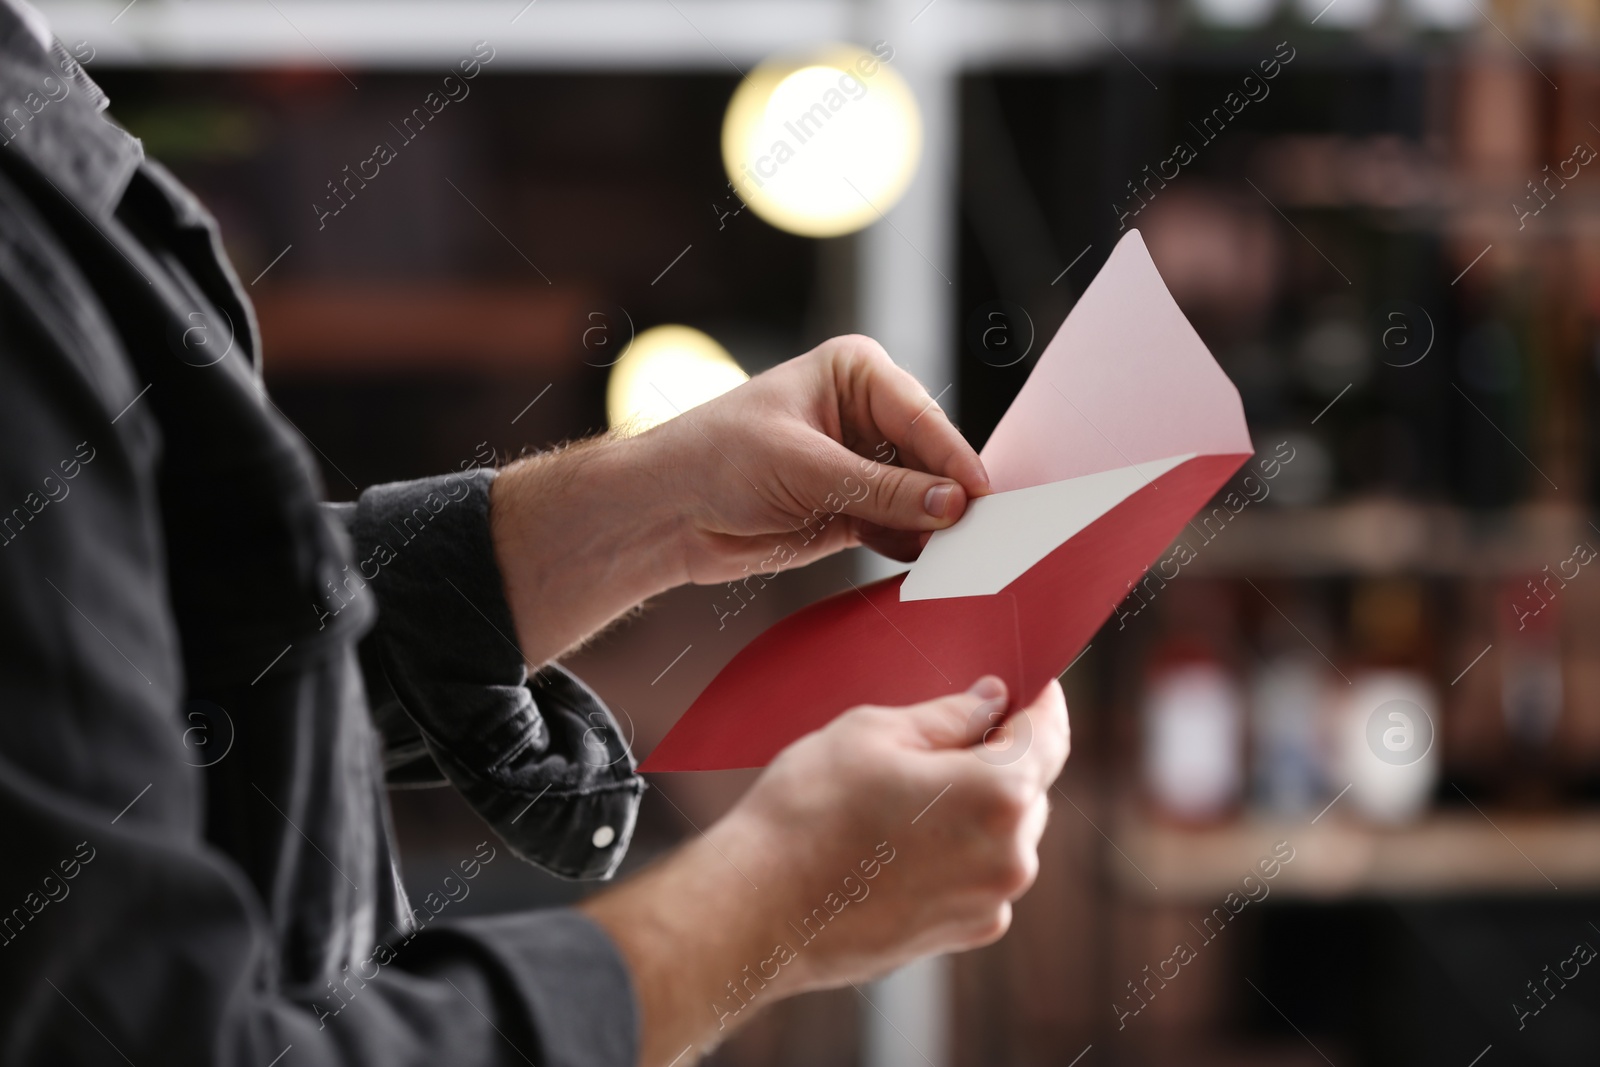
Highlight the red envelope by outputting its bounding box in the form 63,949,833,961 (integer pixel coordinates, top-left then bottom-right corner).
641,230,1254,772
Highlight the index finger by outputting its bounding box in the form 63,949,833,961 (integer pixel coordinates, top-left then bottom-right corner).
988,680,1069,791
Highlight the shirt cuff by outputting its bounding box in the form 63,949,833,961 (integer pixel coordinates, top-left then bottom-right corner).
445,909,639,1067
419,908,643,1067
345,467,645,881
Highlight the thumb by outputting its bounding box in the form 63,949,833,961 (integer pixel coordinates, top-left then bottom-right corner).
902,676,1010,750
825,442,969,532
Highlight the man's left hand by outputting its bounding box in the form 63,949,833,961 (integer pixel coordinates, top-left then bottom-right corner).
489,334,990,663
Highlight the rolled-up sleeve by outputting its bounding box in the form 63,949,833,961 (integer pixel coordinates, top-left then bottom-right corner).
327,468,645,881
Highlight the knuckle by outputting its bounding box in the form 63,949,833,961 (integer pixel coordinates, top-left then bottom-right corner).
946,690,986,722
838,333,890,364
976,846,1035,899
842,701,885,723
915,696,978,748
1000,846,1039,898
980,776,1033,831
769,726,826,773
970,904,1012,947
831,706,893,754
872,464,915,512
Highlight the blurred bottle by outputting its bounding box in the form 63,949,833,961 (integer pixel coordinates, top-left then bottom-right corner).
1330,579,1440,824
1250,599,1333,818
1498,573,1564,807
1142,592,1246,826
1143,656,1245,824
1251,654,1328,817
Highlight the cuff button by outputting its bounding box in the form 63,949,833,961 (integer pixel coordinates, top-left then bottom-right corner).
591,825,616,848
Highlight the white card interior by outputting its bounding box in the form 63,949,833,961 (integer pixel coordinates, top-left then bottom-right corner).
899,453,1196,602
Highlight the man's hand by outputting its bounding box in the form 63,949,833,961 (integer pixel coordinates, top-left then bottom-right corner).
492,335,1059,1064
653,333,990,579
490,335,990,664
580,676,1070,1066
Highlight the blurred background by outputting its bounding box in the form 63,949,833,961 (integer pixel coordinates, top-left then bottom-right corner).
45,0,1600,1062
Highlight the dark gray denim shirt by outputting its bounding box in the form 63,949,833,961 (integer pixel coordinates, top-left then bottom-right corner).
0,6,642,1064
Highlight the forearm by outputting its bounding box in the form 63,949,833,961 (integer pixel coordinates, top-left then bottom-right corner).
578,812,807,1065
489,435,689,665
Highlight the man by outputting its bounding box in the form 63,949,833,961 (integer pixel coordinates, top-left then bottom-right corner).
0,3,1069,1065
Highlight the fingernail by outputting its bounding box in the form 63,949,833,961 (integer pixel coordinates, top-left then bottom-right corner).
924,483,954,518
967,675,1006,701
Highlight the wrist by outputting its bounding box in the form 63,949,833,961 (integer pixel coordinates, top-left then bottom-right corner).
703,810,825,997
578,807,814,1060
489,434,690,664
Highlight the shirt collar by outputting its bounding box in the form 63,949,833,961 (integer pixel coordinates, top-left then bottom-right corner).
0,0,144,216
2,0,50,50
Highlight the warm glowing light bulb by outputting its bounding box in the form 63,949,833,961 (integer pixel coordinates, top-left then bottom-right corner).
1191,0,1278,27
722,45,922,238
606,325,748,435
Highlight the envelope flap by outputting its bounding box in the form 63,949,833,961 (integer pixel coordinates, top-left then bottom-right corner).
980,230,1253,493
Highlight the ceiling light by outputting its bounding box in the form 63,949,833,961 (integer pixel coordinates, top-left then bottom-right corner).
722,45,922,238
606,325,748,434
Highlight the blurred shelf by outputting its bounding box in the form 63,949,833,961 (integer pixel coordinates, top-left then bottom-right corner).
252,283,591,375
42,0,1105,70
1182,498,1594,577
1112,810,1600,901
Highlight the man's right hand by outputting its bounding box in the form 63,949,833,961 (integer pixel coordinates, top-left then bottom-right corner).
579,675,1070,1066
